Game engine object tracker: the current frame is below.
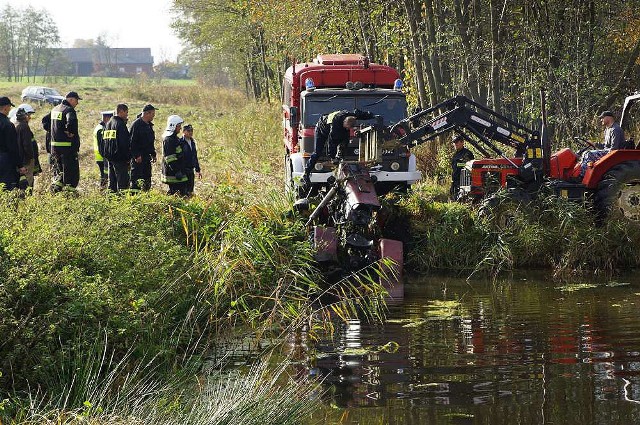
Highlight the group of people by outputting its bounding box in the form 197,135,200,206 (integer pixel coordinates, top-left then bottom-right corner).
0,91,202,196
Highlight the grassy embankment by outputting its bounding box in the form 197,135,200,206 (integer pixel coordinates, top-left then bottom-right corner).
0,76,639,422
0,77,339,423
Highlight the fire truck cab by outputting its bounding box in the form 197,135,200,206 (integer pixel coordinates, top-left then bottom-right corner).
282,54,421,195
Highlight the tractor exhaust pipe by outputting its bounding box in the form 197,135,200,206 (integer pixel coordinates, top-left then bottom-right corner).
306,186,338,227
540,88,551,177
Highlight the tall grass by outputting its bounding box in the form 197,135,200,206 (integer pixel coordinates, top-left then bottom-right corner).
402,183,640,277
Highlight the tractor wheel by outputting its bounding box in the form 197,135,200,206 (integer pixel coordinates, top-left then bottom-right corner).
478,188,531,229
594,161,640,223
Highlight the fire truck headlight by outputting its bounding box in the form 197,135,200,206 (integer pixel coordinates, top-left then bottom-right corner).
354,81,363,89
346,81,354,89
390,161,400,171
314,163,324,171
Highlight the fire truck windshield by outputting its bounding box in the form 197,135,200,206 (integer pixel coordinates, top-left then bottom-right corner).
302,93,407,127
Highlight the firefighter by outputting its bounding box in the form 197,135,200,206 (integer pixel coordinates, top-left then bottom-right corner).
14,105,37,190
50,91,82,192
161,114,189,196
41,112,52,169
129,104,158,192
0,96,25,190
450,134,474,200
302,109,375,185
102,104,131,193
180,123,201,196
93,110,113,188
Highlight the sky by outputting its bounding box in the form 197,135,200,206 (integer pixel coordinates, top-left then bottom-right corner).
13,0,184,64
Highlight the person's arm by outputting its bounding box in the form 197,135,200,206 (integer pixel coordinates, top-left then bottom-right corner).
118,121,131,159
193,140,201,177
352,109,375,121
65,110,78,137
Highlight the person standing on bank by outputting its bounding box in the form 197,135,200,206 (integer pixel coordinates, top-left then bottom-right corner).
50,91,82,192
161,115,189,196
102,104,131,193
14,105,37,189
450,134,474,200
129,104,158,192
0,97,25,190
93,110,113,188
180,124,201,196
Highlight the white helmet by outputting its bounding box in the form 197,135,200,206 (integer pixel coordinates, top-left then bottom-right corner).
8,103,35,122
163,114,183,137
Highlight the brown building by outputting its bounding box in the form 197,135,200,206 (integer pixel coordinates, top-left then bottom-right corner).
58,47,154,76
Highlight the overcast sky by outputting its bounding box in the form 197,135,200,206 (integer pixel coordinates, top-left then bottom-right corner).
14,0,184,64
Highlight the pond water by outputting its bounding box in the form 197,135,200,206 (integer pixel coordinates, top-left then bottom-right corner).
304,274,640,424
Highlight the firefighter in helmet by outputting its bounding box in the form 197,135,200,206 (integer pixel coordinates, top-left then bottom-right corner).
161,114,189,196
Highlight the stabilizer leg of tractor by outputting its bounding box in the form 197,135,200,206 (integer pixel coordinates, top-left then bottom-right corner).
379,238,404,299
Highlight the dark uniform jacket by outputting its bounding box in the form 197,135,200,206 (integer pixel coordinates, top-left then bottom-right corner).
50,100,79,152
451,147,474,182
15,121,35,164
162,132,188,183
0,113,21,168
181,137,200,172
129,117,156,161
318,109,375,144
41,112,51,153
103,116,131,162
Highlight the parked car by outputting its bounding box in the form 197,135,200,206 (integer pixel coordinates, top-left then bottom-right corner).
21,86,64,105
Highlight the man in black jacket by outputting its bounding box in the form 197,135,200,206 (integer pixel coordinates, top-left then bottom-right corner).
0,97,25,190
303,109,374,183
180,124,201,196
103,103,131,193
129,104,158,192
450,134,474,200
50,91,81,192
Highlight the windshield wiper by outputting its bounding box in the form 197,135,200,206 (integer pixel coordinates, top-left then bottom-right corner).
363,95,389,107
308,96,339,103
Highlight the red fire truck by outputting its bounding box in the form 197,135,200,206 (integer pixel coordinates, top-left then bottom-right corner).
282,54,421,196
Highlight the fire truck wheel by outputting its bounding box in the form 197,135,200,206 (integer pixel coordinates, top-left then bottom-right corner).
594,161,640,223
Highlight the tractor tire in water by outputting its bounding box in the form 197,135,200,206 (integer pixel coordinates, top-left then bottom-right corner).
594,161,640,223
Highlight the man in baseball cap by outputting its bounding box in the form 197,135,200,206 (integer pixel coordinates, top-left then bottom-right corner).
129,104,159,192
0,97,15,107
0,96,25,190
65,91,82,100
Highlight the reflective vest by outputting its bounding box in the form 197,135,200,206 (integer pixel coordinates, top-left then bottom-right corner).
93,123,104,161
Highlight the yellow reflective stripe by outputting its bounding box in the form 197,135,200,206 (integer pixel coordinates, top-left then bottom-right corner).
51,141,72,146
165,154,177,163
511,133,525,143
327,111,341,121
175,146,182,153
103,130,117,139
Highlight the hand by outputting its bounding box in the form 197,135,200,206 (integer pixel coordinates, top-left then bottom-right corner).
196,171,202,179
135,156,142,164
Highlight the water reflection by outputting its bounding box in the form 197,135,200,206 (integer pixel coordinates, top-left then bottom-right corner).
305,274,640,424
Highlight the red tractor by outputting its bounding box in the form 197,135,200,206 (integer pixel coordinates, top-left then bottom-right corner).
387,93,640,222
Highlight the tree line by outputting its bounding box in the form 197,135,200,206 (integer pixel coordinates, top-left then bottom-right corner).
172,0,640,139
0,5,60,82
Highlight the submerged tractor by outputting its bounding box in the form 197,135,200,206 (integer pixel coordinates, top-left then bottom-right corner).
282,54,416,291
